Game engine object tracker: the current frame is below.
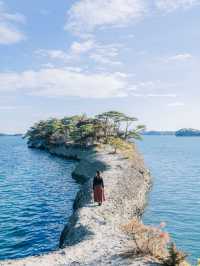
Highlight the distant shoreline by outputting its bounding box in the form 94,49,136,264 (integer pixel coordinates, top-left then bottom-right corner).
142,128,200,137
0,134,23,137
142,131,175,136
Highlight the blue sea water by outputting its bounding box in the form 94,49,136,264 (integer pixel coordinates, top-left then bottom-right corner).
138,136,200,263
1,135,200,263
0,136,79,260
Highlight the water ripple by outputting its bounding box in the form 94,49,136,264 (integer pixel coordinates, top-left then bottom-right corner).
0,136,79,260
138,136,200,263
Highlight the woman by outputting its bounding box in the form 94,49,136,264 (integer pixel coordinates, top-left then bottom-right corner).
93,171,105,206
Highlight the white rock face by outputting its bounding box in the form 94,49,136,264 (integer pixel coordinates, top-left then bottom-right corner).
3,145,158,266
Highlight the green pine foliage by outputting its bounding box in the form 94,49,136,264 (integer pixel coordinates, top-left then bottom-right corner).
25,111,145,148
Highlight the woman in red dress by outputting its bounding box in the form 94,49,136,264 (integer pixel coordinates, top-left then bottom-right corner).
93,171,105,206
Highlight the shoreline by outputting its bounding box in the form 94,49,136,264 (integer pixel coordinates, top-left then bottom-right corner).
2,143,157,266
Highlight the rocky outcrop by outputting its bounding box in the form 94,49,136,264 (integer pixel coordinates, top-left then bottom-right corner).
3,143,156,266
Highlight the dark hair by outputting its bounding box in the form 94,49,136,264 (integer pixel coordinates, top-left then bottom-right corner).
96,170,100,175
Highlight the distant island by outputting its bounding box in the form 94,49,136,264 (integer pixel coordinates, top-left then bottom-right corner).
175,128,200,137
142,131,175,136
142,129,200,137
0,133,23,137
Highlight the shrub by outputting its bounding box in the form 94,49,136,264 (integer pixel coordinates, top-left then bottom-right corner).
122,218,170,258
160,243,188,266
122,219,189,266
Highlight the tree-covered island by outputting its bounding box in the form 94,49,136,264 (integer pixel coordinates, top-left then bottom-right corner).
175,128,200,137
25,111,145,152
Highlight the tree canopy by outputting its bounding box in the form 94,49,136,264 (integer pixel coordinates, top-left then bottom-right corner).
25,111,145,148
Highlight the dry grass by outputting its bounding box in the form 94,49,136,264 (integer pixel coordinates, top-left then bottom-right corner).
122,218,169,259
106,137,137,159
121,219,188,266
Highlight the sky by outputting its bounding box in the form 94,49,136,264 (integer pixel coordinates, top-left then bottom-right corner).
0,0,200,133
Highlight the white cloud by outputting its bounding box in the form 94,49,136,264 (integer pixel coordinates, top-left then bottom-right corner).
41,63,55,69
0,1,26,23
1,13,25,23
147,93,177,97
0,24,25,44
65,0,200,36
155,0,200,11
130,80,177,92
89,53,121,65
165,53,193,62
89,43,122,65
70,40,94,54
0,68,128,98
131,93,177,97
36,40,122,66
133,81,161,90
172,53,193,60
36,40,95,61
65,0,147,34
168,101,185,106
0,1,25,44
36,49,70,61
0,105,16,110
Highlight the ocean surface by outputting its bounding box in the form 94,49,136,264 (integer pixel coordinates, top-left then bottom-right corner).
0,136,79,260
1,135,200,262
138,136,200,263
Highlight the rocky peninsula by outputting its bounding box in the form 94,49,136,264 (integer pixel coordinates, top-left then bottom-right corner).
2,141,157,266
2,111,163,266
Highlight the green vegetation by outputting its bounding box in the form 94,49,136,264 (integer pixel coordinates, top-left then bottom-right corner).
175,128,200,137
161,243,188,266
25,111,145,149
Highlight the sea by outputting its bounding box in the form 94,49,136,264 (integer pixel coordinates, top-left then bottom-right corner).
0,135,200,263
0,136,79,260
138,135,200,264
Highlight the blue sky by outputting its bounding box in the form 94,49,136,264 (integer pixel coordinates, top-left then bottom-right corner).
0,0,200,133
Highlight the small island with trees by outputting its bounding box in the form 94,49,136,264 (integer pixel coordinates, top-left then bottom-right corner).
141,129,200,137
175,128,200,137
25,111,145,152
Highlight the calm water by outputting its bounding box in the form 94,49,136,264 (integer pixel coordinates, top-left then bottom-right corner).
0,136,78,260
138,136,200,263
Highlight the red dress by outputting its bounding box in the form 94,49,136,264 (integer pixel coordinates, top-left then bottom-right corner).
93,177,105,203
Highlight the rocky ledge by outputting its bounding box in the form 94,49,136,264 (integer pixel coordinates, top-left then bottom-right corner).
3,143,156,266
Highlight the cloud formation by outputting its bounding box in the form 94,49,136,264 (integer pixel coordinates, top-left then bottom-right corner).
0,1,25,44
65,0,199,35
162,53,193,63
168,101,185,106
155,0,200,11
0,68,128,98
36,40,122,66
65,0,147,34
70,40,94,54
